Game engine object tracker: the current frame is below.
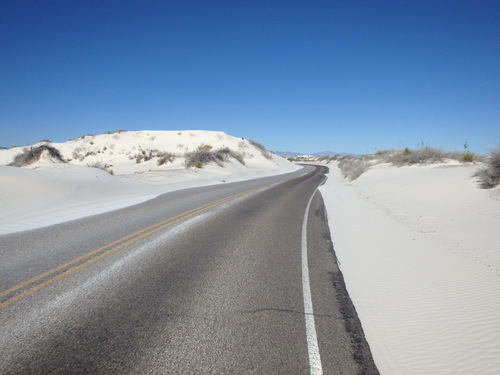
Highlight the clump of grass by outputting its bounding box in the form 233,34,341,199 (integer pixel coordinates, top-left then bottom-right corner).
338,156,370,181
385,146,444,166
134,148,159,163
157,152,176,166
463,150,474,162
216,147,245,165
197,144,213,151
475,147,500,189
87,161,114,175
184,148,246,168
8,145,65,167
249,139,273,160
185,150,224,168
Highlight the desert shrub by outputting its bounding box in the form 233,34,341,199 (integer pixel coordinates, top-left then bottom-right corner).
72,147,85,161
338,157,370,181
87,161,109,169
475,147,500,188
8,145,65,167
318,155,335,164
249,139,266,152
216,147,245,165
386,146,443,166
185,148,245,168
185,150,224,168
133,148,158,163
463,151,474,162
157,152,176,166
87,161,114,175
249,139,273,160
197,144,213,151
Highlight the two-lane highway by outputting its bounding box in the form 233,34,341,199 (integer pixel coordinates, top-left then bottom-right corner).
0,166,378,374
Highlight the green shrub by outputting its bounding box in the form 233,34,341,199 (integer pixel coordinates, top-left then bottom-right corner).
463,151,474,162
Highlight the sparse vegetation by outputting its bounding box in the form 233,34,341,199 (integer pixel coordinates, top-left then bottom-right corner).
249,139,273,160
197,144,213,151
184,148,246,168
249,139,266,152
157,152,176,166
385,146,444,166
463,151,474,162
216,147,245,165
338,156,370,181
185,150,224,168
8,145,65,167
87,161,114,175
475,147,500,188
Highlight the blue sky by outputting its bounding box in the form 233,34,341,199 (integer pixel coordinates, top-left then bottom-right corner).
1,1,499,154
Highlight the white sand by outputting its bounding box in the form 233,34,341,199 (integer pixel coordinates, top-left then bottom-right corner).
320,162,500,374
0,130,300,234
2,132,500,373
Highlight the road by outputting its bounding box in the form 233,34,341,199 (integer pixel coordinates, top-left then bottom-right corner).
0,165,378,374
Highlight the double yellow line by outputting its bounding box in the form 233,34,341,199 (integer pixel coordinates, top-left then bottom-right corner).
0,186,266,310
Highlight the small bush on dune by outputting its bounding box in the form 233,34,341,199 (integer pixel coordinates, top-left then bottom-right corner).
475,147,500,188
185,150,224,168
8,145,65,167
87,161,114,175
184,148,246,168
338,157,370,181
249,139,266,152
463,151,474,162
197,144,213,151
217,147,245,165
157,152,176,166
249,139,273,160
386,146,444,166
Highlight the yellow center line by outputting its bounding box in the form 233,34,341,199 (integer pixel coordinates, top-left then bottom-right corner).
0,185,266,310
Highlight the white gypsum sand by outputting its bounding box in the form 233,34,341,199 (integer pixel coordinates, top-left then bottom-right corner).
320,162,500,374
0,131,300,234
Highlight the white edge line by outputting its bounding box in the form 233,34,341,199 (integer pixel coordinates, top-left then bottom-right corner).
302,184,324,375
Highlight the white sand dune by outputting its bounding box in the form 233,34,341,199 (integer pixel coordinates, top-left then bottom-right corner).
0,130,300,234
320,162,500,374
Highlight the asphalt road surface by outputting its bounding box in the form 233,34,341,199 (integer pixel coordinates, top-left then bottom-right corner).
0,165,378,374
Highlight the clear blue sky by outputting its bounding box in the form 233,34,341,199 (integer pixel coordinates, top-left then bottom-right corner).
1,0,499,154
